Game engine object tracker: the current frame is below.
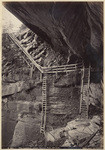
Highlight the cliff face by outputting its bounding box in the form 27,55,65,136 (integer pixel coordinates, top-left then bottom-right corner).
4,2,103,66
2,3,103,149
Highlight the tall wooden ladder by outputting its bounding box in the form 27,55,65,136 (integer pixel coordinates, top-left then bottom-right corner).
80,66,90,118
40,75,47,134
8,33,48,134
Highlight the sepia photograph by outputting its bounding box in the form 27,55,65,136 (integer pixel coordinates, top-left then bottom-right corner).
2,1,103,149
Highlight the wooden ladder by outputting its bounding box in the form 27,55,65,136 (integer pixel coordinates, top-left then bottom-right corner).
79,66,90,118
40,75,47,134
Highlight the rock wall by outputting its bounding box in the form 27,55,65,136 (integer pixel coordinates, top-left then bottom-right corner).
2,84,42,148
46,72,81,130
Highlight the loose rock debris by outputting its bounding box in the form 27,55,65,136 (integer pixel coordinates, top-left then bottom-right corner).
45,116,102,148
10,114,102,148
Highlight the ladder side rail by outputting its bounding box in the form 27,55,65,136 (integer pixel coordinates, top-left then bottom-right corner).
81,66,90,118
41,78,45,133
41,75,47,134
87,65,91,115
43,76,47,133
79,67,84,113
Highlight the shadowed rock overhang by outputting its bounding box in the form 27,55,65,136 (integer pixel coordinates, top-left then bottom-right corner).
3,2,103,67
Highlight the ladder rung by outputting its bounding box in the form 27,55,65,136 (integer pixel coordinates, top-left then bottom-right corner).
81,105,87,107
43,99,46,102
42,98,47,101
81,108,87,110
40,128,44,131
42,95,47,98
42,98,47,100
42,89,46,91
42,87,46,89
43,103,46,106
42,92,46,94
83,81,88,83
42,101,46,103
81,107,87,109
42,96,46,98
42,85,46,87
43,98,46,100
42,104,46,106
43,83,46,85
81,104,87,106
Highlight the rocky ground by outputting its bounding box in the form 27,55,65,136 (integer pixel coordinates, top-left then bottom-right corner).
2,26,103,149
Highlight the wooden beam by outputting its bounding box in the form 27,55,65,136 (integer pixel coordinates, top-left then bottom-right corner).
8,34,84,74
44,68,83,74
43,66,83,72
43,62,83,69
79,66,84,113
21,55,31,67
8,34,43,73
30,64,34,78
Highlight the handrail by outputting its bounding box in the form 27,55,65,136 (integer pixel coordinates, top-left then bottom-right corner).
43,62,83,69
8,33,83,74
44,69,83,74
43,64,83,72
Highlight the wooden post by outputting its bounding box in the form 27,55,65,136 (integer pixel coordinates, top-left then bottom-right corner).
30,64,34,79
22,55,31,67
40,73,42,82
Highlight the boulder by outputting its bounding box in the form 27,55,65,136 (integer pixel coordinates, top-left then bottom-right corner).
89,83,103,106
10,121,26,148
10,112,41,148
45,116,101,148
2,81,25,97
